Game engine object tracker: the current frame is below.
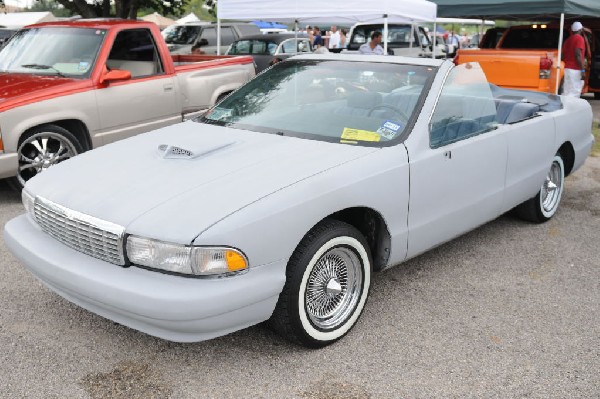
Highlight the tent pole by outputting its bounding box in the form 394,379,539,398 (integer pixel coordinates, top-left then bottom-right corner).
432,21,436,59
410,22,414,50
217,18,221,55
295,19,298,54
383,14,388,55
556,13,565,94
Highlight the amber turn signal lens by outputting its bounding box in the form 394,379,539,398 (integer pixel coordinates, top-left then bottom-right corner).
226,250,248,272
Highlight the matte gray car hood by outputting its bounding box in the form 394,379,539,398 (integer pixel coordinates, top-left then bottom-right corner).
27,121,378,243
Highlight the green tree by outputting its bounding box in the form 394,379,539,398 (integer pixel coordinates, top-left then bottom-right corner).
0,0,188,19
26,0,76,18
183,0,216,21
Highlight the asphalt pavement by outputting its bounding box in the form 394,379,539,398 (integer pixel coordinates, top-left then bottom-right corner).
0,115,599,398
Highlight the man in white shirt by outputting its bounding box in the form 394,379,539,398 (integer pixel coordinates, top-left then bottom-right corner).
328,25,341,49
358,31,385,55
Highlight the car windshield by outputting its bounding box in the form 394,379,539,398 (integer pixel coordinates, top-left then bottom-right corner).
162,25,202,45
200,60,435,146
0,27,106,78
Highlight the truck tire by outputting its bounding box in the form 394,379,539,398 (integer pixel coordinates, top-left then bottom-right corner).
13,124,83,188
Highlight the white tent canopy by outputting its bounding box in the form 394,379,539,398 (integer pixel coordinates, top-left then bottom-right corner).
0,12,57,29
218,0,437,23
176,12,200,24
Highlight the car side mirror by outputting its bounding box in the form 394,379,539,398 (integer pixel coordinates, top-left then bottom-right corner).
100,68,132,85
198,38,209,47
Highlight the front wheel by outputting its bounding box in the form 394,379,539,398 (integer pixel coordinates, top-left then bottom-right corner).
269,219,372,348
14,124,82,188
516,154,565,223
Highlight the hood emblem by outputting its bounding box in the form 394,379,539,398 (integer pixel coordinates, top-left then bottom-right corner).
157,142,236,160
158,144,194,159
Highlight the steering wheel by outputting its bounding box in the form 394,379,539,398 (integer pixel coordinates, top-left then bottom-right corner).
366,104,409,122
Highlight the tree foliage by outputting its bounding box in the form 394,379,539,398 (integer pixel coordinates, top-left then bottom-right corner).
9,0,189,19
204,0,216,17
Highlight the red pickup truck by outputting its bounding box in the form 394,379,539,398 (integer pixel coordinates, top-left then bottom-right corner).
0,20,255,187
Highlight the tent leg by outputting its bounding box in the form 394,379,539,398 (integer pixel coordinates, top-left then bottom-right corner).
383,14,388,55
432,22,436,59
556,13,565,94
217,18,221,55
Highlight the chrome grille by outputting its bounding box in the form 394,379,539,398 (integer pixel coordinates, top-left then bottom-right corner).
34,196,126,265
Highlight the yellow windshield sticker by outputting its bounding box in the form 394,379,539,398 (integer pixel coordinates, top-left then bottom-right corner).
341,128,381,142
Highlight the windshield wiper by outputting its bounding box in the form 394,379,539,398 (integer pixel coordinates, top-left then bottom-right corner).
21,64,66,77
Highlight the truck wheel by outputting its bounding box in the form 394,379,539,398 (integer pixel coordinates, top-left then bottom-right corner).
516,153,564,223
14,124,83,188
269,219,372,348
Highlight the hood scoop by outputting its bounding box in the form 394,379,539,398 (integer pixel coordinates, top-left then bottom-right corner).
157,142,235,160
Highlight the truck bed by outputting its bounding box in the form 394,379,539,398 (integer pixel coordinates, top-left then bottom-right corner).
456,49,559,91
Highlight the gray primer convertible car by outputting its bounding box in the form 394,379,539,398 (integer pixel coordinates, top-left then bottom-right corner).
5,55,594,348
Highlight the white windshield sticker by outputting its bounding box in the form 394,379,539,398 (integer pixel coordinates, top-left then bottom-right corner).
377,120,404,140
208,108,233,121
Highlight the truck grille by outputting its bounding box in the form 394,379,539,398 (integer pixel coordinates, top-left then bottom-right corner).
34,197,126,265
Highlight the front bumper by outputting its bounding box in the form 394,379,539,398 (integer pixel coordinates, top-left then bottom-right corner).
0,152,18,179
5,214,286,342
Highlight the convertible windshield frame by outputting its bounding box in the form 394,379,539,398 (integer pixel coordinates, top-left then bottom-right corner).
198,59,437,148
0,27,107,79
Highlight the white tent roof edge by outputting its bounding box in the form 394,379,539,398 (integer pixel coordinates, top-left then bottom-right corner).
217,0,437,23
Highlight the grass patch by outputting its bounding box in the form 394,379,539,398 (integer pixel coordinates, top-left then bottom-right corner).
593,124,600,157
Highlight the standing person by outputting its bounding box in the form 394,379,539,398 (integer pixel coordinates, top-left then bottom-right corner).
329,25,341,49
312,26,322,48
306,26,314,44
562,21,586,97
460,32,470,48
358,31,385,55
313,35,330,54
447,30,460,49
340,28,348,48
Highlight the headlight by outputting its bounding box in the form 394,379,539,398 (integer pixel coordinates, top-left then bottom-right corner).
21,189,35,221
126,235,248,277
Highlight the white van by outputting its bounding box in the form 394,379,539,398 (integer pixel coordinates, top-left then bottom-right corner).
346,22,452,58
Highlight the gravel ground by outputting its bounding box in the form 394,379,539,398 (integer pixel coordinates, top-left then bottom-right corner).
0,131,599,398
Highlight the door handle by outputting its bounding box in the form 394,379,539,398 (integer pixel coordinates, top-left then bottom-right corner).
444,151,452,159
163,84,174,92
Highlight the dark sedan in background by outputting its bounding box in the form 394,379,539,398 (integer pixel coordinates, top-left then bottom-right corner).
226,33,312,73
0,28,17,47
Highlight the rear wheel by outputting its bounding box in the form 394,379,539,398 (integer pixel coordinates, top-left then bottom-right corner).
516,154,565,223
269,219,372,348
14,124,82,188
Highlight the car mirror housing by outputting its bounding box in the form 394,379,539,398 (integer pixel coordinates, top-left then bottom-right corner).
100,68,132,85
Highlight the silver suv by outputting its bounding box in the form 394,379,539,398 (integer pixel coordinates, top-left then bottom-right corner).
162,22,261,55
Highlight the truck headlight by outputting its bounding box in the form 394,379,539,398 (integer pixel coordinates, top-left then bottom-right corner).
126,235,248,277
22,189,36,221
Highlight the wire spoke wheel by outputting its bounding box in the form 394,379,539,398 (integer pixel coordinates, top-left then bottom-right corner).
541,159,563,214
305,246,363,330
269,219,372,348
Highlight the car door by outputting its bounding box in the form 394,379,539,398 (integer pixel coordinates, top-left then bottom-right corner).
405,63,508,258
95,28,180,145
